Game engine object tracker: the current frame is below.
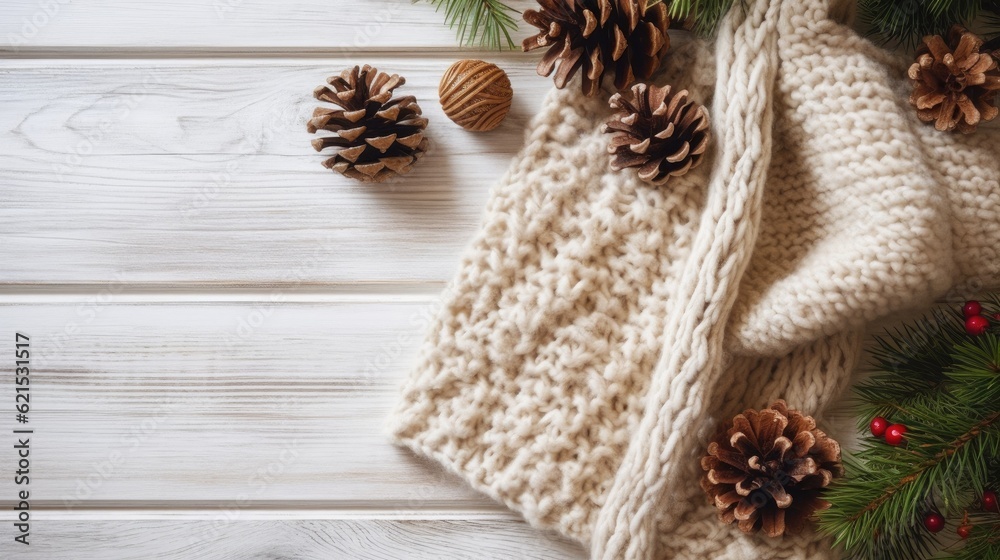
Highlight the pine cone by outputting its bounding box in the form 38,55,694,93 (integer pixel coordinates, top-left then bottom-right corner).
700,400,843,538
602,83,710,185
522,0,670,97
308,65,429,183
909,26,1000,134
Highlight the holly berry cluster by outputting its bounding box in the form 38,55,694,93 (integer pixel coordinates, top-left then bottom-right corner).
864,298,1000,538
823,295,1000,559
922,489,999,538
876,433,1000,539
868,415,907,446
866,300,998,449
962,299,997,336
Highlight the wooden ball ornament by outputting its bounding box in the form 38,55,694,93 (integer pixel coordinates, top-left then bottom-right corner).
438,60,513,132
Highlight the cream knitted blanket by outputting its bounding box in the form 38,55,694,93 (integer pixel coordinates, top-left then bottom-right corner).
388,0,1000,558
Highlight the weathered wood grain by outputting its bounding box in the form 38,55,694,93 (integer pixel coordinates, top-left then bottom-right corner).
0,0,953,557
0,0,538,54
0,519,585,559
0,301,493,507
0,297,874,506
0,58,553,286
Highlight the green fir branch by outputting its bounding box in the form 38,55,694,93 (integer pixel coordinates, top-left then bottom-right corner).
429,0,1000,50
418,0,519,50
981,0,1000,32
819,295,1000,560
823,410,999,559
950,333,1000,405
665,0,740,35
858,0,999,48
853,308,966,431
942,512,1000,560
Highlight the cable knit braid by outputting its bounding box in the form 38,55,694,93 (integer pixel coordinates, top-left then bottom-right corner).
590,1,783,557
388,0,1000,557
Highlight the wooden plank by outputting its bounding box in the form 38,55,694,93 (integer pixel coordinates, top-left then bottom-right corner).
0,57,553,286
0,300,495,507
0,0,537,54
0,303,920,508
0,519,584,559
0,296,879,507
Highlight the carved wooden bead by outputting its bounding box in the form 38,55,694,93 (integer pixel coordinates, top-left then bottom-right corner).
438,60,513,132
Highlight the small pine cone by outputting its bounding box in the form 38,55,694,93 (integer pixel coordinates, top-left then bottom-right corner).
308,65,430,183
700,400,843,538
602,83,710,185
909,26,1000,134
522,0,670,97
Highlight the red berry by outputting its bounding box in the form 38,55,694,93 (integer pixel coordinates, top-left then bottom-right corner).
965,315,990,336
994,312,1000,321
870,416,889,438
964,300,983,317
957,525,972,539
924,512,945,533
985,490,999,513
884,424,907,446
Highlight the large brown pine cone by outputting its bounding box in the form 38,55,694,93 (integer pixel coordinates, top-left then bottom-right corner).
700,400,843,538
308,65,429,183
602,82,710,185
522,0,670,97
909,26,1000,134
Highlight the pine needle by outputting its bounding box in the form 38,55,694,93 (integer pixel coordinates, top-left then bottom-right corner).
858,0,984,48
417,0,519,50
983,2,1000,41
665,0,740,35
818,295,1000,560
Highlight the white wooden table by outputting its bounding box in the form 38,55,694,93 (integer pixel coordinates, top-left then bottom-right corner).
0,1,585,557
1,2,958,557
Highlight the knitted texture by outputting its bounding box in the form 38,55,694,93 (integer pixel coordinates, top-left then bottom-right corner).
391,36,714,543
388,0,1000,558
591,1,782,556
